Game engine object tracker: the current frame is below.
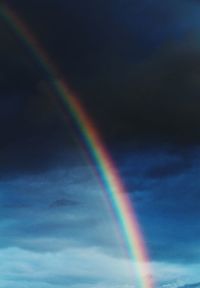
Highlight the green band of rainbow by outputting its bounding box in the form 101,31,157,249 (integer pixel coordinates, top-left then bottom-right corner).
0,4,153,288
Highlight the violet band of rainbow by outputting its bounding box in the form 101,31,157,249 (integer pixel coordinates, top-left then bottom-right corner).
0,4,154,288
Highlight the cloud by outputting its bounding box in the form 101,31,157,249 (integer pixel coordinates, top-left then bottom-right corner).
2,0,200,146
150,261,200,288
113,145,200,265
0,245,133,287
145,156,192,179
49,198,78,208
178,283,200,288
1,122,200,287
0,162,123,256
0,156,137,287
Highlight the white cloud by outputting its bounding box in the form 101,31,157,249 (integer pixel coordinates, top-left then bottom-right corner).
0,246,134,287
151,261,200,288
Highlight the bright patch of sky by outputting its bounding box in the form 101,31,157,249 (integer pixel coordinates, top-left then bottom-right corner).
1,146,200,287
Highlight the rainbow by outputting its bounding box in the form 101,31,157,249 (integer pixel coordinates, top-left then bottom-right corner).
0,4,153,288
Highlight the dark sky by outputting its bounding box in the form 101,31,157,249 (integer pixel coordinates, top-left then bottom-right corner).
2,0,200,149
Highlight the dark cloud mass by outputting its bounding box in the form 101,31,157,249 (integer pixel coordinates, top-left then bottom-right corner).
145,154,192,179
49,198,78,208
1,0,200,148
179,283,200,288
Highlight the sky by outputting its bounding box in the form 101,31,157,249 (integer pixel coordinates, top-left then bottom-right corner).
1,0,200,287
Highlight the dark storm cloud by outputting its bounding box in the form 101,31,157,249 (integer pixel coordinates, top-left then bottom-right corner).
0,18,78,176
1,0,200,149
145,154,192,179
5,0,115,83
0,137,73,178
108,38,200,143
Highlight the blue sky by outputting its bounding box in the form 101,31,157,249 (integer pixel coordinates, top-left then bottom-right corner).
1,144,200,287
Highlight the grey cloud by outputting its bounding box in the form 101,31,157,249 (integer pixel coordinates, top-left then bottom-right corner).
49,198,78,209
178,283,200,288
145,158,192,179
0,163,121,257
